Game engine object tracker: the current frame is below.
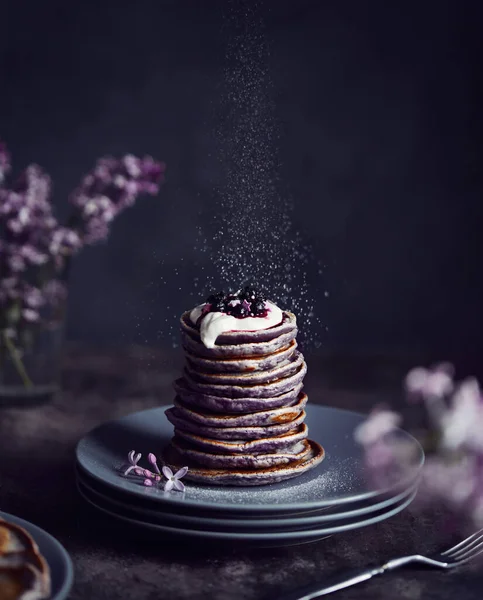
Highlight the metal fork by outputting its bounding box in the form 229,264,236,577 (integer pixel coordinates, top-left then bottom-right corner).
280,528,483,600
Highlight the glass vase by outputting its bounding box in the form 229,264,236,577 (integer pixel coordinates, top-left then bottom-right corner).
0,307,65,406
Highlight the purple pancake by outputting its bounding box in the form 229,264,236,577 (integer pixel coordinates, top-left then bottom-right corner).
181,310,297,345
173,423,309,454
186,351,304,386
169,437,314,469
180,312,297,359
173,378,305,413
162,439,325,486
165,406,306,440
183,361,307,399
172,393,308,427
185,340,297,374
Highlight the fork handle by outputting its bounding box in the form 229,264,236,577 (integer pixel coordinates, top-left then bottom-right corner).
277,564,391,600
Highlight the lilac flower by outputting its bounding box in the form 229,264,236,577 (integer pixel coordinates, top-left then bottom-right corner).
405,364,454,399
19,244,49,266
24,285,44,309
148,452,162,475
364,439,396,469
142,468,161,486
69,155,165,244
354,407,401,446
22,308,40,322
1,140,165,390
49,227,82,257
440,379,483,452
422,456,477,507
123,450,142,476
162,466,188,492
357,366,483,529
120,451,187,492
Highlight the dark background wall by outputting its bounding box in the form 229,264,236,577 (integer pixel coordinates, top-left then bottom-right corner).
1,0,482,357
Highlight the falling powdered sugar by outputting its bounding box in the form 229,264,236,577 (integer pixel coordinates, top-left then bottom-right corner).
192,0,327,349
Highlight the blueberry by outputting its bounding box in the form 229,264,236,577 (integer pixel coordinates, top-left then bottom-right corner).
206,291,225,305
251,300,266,316
238,286,257,301
205,291,227,313
230,303,249,318
211,301,226,313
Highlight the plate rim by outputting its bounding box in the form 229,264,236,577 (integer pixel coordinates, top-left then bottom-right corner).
77,482,417,541
75,403,424,513
0,510,74,600
76,467,419,527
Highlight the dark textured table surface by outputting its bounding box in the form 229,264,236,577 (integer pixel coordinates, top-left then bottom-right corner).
1,345,482,600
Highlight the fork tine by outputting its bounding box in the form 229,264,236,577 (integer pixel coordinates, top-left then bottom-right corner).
454,542,483,565
441,527,483,556
448,534,483,560
450,539,483,562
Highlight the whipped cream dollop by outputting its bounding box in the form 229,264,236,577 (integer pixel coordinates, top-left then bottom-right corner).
190,300,284,348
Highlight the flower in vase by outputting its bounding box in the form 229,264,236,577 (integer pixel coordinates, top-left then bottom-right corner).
70,154,165,244
0,137,165,389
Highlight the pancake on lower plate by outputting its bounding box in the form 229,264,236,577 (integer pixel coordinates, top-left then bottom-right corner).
163,439,325,486
169,437,314,469
0,517,51,600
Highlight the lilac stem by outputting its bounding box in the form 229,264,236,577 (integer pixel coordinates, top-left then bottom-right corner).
2,330,33,387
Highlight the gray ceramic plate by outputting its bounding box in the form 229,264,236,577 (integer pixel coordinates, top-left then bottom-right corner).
78,481,416,544
0,511,74,600
76,404,424,515
76,467,419,531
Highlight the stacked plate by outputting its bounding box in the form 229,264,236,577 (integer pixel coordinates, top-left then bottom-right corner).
75,404,423,547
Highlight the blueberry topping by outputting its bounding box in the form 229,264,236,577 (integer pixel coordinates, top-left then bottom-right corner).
203,287,267,318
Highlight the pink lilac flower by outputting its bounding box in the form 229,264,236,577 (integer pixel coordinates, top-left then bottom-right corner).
364,439,396,469
440,378,483,452
353,407,401,446
357,365,483,529
69,155,165,244
162,466,188,493
405,364,454,399
120,451,188,492
123,450,142,476
422,456,477,507
1,139,165,346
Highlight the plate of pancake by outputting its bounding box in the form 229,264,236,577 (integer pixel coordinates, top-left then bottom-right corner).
75,403,423,546
75,294,424,546
0,511,73,600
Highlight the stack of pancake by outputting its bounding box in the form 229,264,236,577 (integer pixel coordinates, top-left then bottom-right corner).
163,309,325,486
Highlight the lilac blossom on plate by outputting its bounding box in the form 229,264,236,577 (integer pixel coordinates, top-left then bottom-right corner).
121,450,188,493
162,466,188,493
